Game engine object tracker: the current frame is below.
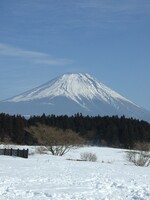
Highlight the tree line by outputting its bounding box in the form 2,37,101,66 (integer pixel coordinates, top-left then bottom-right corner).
0,113,150,149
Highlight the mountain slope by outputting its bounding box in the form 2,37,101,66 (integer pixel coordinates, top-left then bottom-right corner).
0,73,150,121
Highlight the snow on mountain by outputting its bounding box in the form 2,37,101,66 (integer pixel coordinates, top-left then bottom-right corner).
6,73,135,106
0,73,150,121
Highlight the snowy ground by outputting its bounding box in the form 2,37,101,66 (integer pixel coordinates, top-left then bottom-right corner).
0,145,149,200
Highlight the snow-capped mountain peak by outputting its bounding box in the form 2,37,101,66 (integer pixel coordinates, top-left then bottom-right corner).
7,73,135,106
1,72,150,122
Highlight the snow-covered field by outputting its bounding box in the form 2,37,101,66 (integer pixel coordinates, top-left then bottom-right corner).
0,146,149,200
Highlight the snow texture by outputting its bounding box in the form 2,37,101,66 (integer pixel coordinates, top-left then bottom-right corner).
0,146,149,200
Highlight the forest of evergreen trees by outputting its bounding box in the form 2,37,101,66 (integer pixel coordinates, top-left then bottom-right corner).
0,112,150,149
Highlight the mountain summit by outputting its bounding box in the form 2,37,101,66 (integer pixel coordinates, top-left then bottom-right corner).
6,73,134,105
1,73,150,121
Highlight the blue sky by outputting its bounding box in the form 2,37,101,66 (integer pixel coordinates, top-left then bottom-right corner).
0,0,150,110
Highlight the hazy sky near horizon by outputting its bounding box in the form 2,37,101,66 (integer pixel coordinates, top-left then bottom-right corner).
0,0,150,110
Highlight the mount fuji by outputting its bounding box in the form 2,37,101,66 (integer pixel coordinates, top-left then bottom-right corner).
0,73,150,122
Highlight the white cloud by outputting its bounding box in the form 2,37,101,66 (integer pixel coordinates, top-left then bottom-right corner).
35,59,72,66
0,43,72,66
74,0,150,24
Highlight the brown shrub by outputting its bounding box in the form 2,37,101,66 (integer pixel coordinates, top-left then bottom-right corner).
26,124,84,156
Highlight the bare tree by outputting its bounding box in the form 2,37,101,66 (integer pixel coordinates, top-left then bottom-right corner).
26,124,84,156
126,142,150,167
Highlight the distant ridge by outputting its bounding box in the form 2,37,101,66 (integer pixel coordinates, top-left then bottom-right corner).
0,73,150,122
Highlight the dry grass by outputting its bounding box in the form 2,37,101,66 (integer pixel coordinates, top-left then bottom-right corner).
126,142,150,167
80,152,97,162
